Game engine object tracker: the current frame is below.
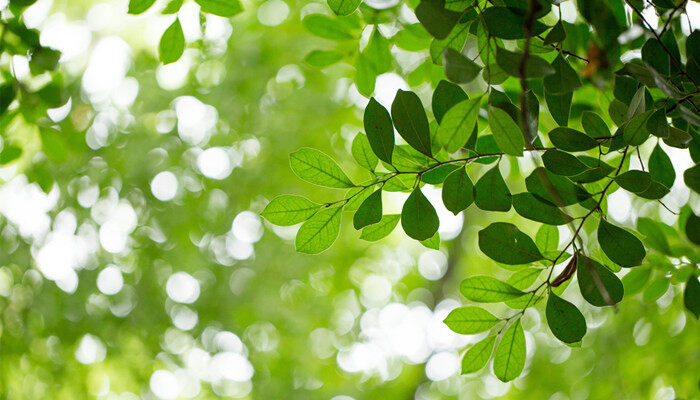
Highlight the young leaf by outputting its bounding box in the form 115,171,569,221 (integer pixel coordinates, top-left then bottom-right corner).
290,148,355,188
543,55,582,95
401,188,439,241
444,306,500,334
194,0,243,16
493,319,526,382
507,268,542,291
0,145,22,164
355,53,376,96
442,166,474,215
303,14,353,40
436,98,480,153
542,149,588,176
443,48,481,84
581,111,610,139
353,189,382,230
546,292,587,343
478,222,543,265
261,195,321,226
128,0,156,14
364,98,395,164
597,219,646,267
622,268,651,295
304,50,343,67
327,0,362,16
577,254,624,307
496,47,555,78
432,80,468,124
460,276,526,302
295,206,343,254
421,232,440,250
614,170,652,194
512,193,573,226
474,165,512,212
360,214,400,241
159,19,185,65
548,127,598,151
391,90,432,156
462,335,496,374
364,28,392,74
351,133,378,171
488,107,524,156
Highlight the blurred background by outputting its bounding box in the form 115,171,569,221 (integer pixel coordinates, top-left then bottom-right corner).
0,0,698,399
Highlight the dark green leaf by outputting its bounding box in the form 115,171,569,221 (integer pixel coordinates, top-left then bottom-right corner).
684,164,700,194
622,110,652,146
295,206,343,254
664,127,692,149
442,166,474,214
496,47,555,78
488,107,524,156
444,306,500,334
641,38,670,75
443,48,481,83
581,111,609,139
416,0,461,40
474,165,511,211
261,195,321,226
422,164,459,184
543,20,566,45
646,109,669,138
546,292,587,343
360,214,400,241
461,335,496,374
525,167,591,206
460,275,526,302
549,127,598,151
546,91,572,126
542,149,588,176
543,55,582,94
684,275,700,318
478,222,543,265
364,98,395,164
493,319,526,382
391,90,432,156
483,7,547,39
512,193,572,225
432,80,467,124
597,219,646,267
401,188,439,240
614,170,652,193
159,19,185,65
577,254,624,307
290,148,355,188
686,213,700,245
436,98,480,153
353,189,382,229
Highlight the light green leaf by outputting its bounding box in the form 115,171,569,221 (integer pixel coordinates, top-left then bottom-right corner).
460,276,526,302
128,0,156,14
461,335,496,374
295,206,343,254
437,98,480,153
159,19,185,65
421,232,440,249
304,50,343,67
478,222,543,265
351,133,378,171
290,148,355,188
360,214,400,241
303,14,353,40
493,319,526,382
261,195,321,226
443,48,481,84
327,0,362,16
194,0,243,16
444,306,500,334
488,107,524,156
536,224,559,253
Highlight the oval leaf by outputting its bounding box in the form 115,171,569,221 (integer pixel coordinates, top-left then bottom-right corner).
295,206,343,254
401,188,439,241
391,90,432,156
493,319,526,382
444,306,500,334
597,219,646,267
478,222,543,265
546,292,587,343
460,276,526,303
290,148,355,188
261,195,321,226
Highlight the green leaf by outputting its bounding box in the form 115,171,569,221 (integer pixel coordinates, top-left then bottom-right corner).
363,98,395,164
194,0,243,16
684,164,700,194
416,0,461,40
622,110,652,146
512,193,572,226
436,98,480,153
622,268,651,295
364,28,392,74
507,268,542,291
684,275,699,318
443,48,481,83
546,91,572,126
444,306,500,334
303,14,353,40
442,166,474,215
478,222,543,265
401,188,439,241
636,181,671,200
261,195,321,226
525,167,591,206
686,213,700,245
429,22,469,64
421,232,440,249
460,276,526,302
626,87,647,121
391,90,432,156
159,19,185,65
344,186,375,211
536,224,559,253
422,164,459,184
546,292,587,344
353,189,382,229
162,0,183,14
0,83,15,116
39,127,66,162
636,217,672,255
304,50,343,67
432,80,467,124
355,53,376,96
549,127,598,151
128,0,156,14
543,20,566,45
461,335,496,374
0,145,22,164
488,107,524,156
542,149,588,176
444,0,474,11
295,206,343,254
493,319,526,382
570,157,614,183
290,148,355,188
664,127,692,149
643,277,669,302
597,219,646,267
327,0,361,16
474,165,511,212
543,55,582,95
577,254,624,307
646,109,669,138
360,214,400,241
496,47,555,78
483,6,547,39
351,133,378,171
642,38,670,75
581,111,610,139
614,170,652,194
